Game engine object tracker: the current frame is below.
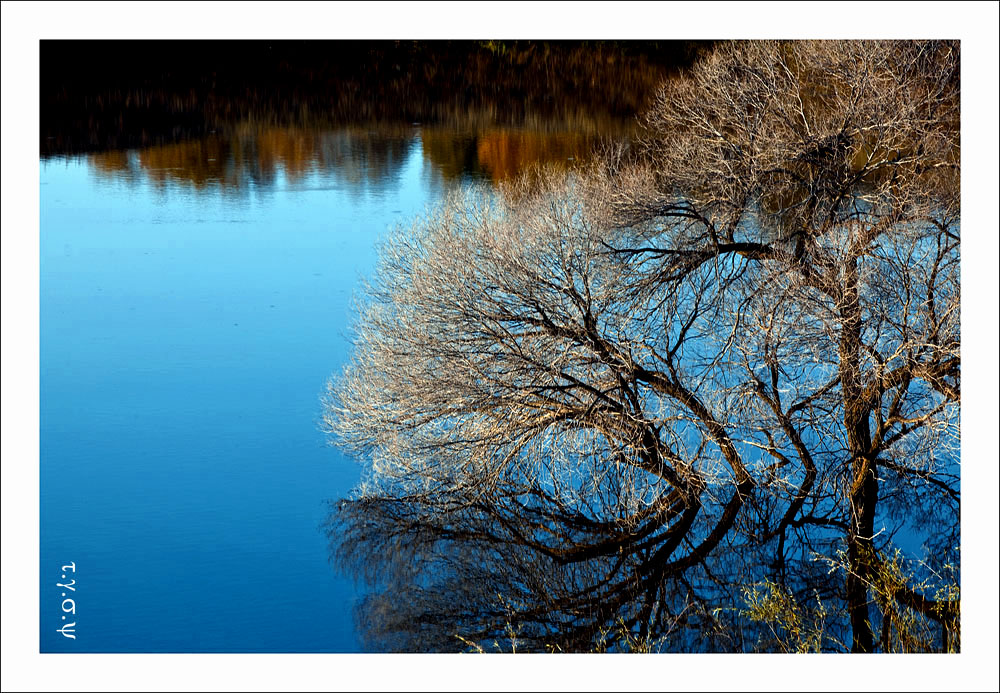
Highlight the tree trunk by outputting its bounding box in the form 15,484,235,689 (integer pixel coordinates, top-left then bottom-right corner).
840,256,878,653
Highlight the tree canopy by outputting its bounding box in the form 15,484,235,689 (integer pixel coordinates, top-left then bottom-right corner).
324,40,960,653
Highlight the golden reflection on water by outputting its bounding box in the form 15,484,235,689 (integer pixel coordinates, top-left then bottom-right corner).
474,129,597,183
87,124,628,192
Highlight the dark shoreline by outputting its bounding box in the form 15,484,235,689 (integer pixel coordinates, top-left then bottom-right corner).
40,40,711,157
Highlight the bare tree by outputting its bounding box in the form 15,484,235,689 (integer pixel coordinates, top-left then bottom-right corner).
324,40,960,652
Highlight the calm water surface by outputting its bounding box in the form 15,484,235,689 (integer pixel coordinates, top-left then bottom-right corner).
41,128,472,652
40,124,616,652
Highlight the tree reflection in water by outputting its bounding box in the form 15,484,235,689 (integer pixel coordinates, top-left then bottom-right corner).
324,41,961,654
84,125,629,194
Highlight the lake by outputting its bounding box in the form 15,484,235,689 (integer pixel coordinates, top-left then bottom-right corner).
38,124,626,652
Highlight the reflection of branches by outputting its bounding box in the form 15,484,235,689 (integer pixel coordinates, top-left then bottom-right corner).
325,41,960,652
329,489,721,652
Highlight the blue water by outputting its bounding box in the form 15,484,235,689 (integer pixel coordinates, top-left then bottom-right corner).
39,131,455,652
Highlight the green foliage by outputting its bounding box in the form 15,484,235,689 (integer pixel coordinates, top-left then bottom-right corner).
741,580,834,653
742,547,962,653
592,619,667,654
867,549,961,653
